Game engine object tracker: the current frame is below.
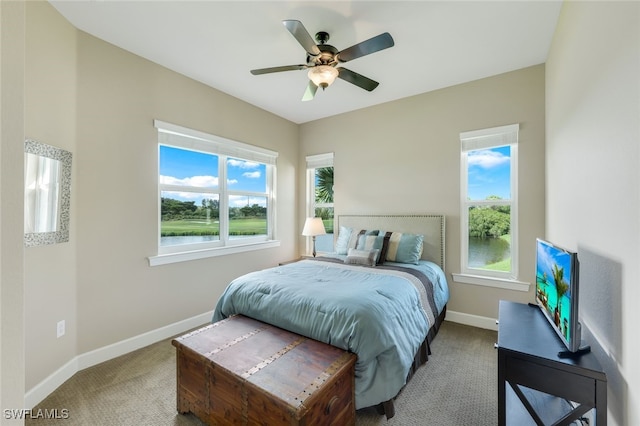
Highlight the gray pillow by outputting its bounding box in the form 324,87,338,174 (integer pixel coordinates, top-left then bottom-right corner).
344,248,380,267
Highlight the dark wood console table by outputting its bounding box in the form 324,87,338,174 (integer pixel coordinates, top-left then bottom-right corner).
497,300,607,425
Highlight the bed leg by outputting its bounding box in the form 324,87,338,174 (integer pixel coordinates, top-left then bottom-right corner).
375,400,395,419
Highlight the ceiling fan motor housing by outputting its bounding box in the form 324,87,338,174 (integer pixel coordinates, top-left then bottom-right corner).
307,44,338,66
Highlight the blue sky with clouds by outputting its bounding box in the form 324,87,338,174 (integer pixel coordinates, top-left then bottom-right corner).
467,145,511,200
159,145,266,206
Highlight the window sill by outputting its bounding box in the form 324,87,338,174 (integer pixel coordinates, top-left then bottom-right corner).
148,240,281,266
451,273,530,292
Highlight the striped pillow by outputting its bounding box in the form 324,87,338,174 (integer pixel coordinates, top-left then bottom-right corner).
381,232,424,265
346,229,379,252
357,234,386,265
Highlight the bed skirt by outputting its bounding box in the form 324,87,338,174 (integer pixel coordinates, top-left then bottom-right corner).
372,305,447,419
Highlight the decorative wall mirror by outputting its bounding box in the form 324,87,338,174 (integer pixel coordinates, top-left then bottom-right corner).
24,139,72,247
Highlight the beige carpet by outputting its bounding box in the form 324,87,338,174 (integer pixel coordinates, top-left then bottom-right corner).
27,321,497,425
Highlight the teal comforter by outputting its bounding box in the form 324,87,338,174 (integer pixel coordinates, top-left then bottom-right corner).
212,256,449,409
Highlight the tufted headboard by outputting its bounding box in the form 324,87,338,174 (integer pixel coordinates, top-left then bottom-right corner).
336,214,445,270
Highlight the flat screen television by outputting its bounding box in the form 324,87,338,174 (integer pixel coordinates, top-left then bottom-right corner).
535,238,588,356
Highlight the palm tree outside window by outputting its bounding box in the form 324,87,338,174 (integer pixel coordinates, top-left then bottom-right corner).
306,153,334,255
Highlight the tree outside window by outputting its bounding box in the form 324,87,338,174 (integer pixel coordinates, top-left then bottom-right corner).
306,154,334,254
460,125,518,280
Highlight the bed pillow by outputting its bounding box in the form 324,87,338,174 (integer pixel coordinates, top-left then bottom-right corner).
356,234,386,265
344,248,380,267
382,232,424,265
346,229,379,252
334,226,353,255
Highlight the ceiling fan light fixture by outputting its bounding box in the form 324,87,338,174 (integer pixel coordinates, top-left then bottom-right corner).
308,65,338,89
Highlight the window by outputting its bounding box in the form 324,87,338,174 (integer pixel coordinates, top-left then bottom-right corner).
460,124,518,281
306,153,334,255
150,120,278,265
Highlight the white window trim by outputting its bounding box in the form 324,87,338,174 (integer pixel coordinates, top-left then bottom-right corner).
451,273,530,292
305,152,334,169
155,120,277,165
306,153,334,217
148,240,280,266
305,153,334,255
459,124,519,285
149,120,278,265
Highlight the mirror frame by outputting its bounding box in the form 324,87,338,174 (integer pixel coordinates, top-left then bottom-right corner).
24,139,72,247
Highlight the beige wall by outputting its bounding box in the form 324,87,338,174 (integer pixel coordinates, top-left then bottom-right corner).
23,1,299,391
1,0,26,420
24,1,77,391
546,2,640,424
299,65,546,321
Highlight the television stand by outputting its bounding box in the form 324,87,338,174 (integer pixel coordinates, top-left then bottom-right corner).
497,300,607,425
558,344,591,359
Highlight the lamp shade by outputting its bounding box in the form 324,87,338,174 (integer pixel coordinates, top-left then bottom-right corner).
302,217,326,237
307,65,339,89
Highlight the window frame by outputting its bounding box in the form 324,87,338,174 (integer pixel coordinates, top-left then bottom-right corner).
306,153,334,256
458,124,519,283
148,120,279,266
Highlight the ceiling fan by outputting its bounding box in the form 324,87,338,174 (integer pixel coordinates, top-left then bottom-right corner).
250,20,394,101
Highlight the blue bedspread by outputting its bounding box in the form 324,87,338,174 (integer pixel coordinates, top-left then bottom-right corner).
212,257,449,409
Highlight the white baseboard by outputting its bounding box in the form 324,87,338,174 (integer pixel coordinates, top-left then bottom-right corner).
24,357,79,411
24,311,213,409
446,310,498,331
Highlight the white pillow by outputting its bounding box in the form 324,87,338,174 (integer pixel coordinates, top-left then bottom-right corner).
334,226,352,255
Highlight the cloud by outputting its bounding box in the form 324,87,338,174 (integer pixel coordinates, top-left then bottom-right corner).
242,171,261,179
468,150,510,168
228,159,260,169
538,243,556,275
160,175,218,187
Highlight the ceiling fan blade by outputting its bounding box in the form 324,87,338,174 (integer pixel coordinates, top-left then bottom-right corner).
283,20,321,56
250,64,308,75
337,32,394,63
337,68,379,91
302,80,318,102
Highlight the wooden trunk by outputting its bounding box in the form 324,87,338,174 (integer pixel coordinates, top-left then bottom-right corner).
172,315,356,425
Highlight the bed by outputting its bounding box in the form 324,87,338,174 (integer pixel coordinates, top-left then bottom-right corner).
211,214,449,418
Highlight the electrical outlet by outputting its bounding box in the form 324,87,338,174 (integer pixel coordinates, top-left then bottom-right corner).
56,320,65,338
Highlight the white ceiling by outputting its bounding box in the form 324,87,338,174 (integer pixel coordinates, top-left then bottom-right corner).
49,1,562,124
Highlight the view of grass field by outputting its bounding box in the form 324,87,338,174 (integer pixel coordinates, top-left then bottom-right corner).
162,217,334,237
161,218,266,236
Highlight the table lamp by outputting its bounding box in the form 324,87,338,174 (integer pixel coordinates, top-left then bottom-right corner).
302,217,326,257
